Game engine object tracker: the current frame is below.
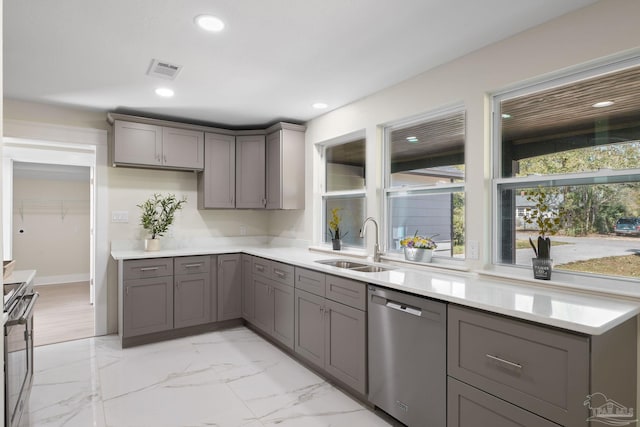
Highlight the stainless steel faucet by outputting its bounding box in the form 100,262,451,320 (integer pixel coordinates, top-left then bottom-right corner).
360,217,382,262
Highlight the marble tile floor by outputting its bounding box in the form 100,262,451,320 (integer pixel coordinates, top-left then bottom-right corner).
23,326,391,427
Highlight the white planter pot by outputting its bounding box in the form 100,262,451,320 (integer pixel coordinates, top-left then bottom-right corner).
145,238,161,252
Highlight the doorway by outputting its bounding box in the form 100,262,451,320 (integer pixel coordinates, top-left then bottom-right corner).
2,121,109,338
12,162,94,346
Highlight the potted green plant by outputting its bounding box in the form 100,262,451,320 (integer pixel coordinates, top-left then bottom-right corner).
400,231,438,262
138,193,187,251
522,189,565,280
328,208,348,250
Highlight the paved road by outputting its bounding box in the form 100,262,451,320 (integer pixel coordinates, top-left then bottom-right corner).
515,233,640,265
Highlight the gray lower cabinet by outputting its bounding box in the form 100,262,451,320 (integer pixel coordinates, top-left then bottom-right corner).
251,261,295,349
198,132,236,209
447,305,637,427
294,270,367,394
174,256,210,329
235,135,266,208
448,377,558,427
241,254,254,321
217,254,242,321
123,257,175,338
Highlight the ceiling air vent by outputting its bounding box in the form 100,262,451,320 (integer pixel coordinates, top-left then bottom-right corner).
147,59,183,80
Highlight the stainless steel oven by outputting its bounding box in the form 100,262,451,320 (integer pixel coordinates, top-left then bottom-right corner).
4,282,38,427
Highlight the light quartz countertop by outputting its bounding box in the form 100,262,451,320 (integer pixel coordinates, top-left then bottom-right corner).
111,242,640,336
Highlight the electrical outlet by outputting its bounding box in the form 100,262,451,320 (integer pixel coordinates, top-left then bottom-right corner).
468,240,479,259
111,211,129,223
240,226,247,236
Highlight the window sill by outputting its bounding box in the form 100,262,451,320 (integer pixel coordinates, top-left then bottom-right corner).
481,265,640,300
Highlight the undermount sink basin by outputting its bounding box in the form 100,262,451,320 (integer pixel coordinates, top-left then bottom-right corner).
315,259,394,273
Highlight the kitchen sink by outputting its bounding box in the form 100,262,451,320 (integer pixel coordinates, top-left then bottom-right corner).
315,259,394,272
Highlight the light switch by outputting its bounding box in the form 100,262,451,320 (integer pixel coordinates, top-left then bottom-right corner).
111,211,129,223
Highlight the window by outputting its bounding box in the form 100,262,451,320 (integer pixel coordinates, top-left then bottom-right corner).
384,108,466,259
321,137,366,247
493,59,640,281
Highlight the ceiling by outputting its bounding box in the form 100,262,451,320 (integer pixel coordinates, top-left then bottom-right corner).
3,0,598,128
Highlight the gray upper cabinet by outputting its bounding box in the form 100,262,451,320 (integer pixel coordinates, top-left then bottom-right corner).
266,127,305,210
162,127,205,170
198,132,236,209
235,135,266,209
113,120,204,171
114,121,162,166
217,254,242,321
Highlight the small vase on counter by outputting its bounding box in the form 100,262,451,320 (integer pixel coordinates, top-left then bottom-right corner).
403,247,433,263
332,239,342,251
144,238,161,252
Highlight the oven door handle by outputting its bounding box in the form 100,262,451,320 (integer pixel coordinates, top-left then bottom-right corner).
6,293,39,326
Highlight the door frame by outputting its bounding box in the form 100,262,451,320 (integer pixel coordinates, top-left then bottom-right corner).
2,119,109,336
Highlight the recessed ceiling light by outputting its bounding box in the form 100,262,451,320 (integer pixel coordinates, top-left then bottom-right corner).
592,101,614,108
155,87,174,98
195,15,225,32
501,113,512,119
313,102,328,109
406,136,419,143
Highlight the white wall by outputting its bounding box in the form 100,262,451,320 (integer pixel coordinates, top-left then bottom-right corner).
286,0,640,269
12,177,90,284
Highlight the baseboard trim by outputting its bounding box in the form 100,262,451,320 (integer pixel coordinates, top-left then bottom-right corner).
34,273,90,286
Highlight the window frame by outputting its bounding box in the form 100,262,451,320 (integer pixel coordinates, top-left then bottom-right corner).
382,106,466,261
490,54,640,287
317,130,367,249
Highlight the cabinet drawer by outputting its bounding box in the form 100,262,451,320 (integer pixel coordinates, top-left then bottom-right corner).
174,255,210,275
252,257,272,279
295,267,326,297
123,258,173,280
325,275,366,311
447,377,559,427
270,261,294,287
448,305,589,426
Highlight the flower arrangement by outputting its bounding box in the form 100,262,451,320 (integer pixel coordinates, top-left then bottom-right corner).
400,231,438,250
138,193,187,239
328,208,348,240
522,189,565,260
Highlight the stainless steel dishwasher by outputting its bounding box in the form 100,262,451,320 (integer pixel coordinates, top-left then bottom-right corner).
368,285,446,427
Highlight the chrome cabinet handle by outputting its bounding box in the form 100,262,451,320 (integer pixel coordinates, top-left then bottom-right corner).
486,354,522,370
256,265,264,272
183,263,203,268
274,270,286,278
140,267,159,272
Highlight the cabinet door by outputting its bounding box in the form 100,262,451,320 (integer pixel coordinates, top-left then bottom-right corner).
123,276,173,337
448,377,558,427
198,133,236,208
252,276,273,334
114,120,162,166
241,255,254,322
217,254,242,321
265,131,282,209
235,135,266,208
266,128,305,210
271,281,294,349
162,127,204,170
209,256,218,322
324,299,366,394
174,273,210,328
294,289,325,369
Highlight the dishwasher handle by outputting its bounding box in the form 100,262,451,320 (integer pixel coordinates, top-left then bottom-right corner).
370,292,442,321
